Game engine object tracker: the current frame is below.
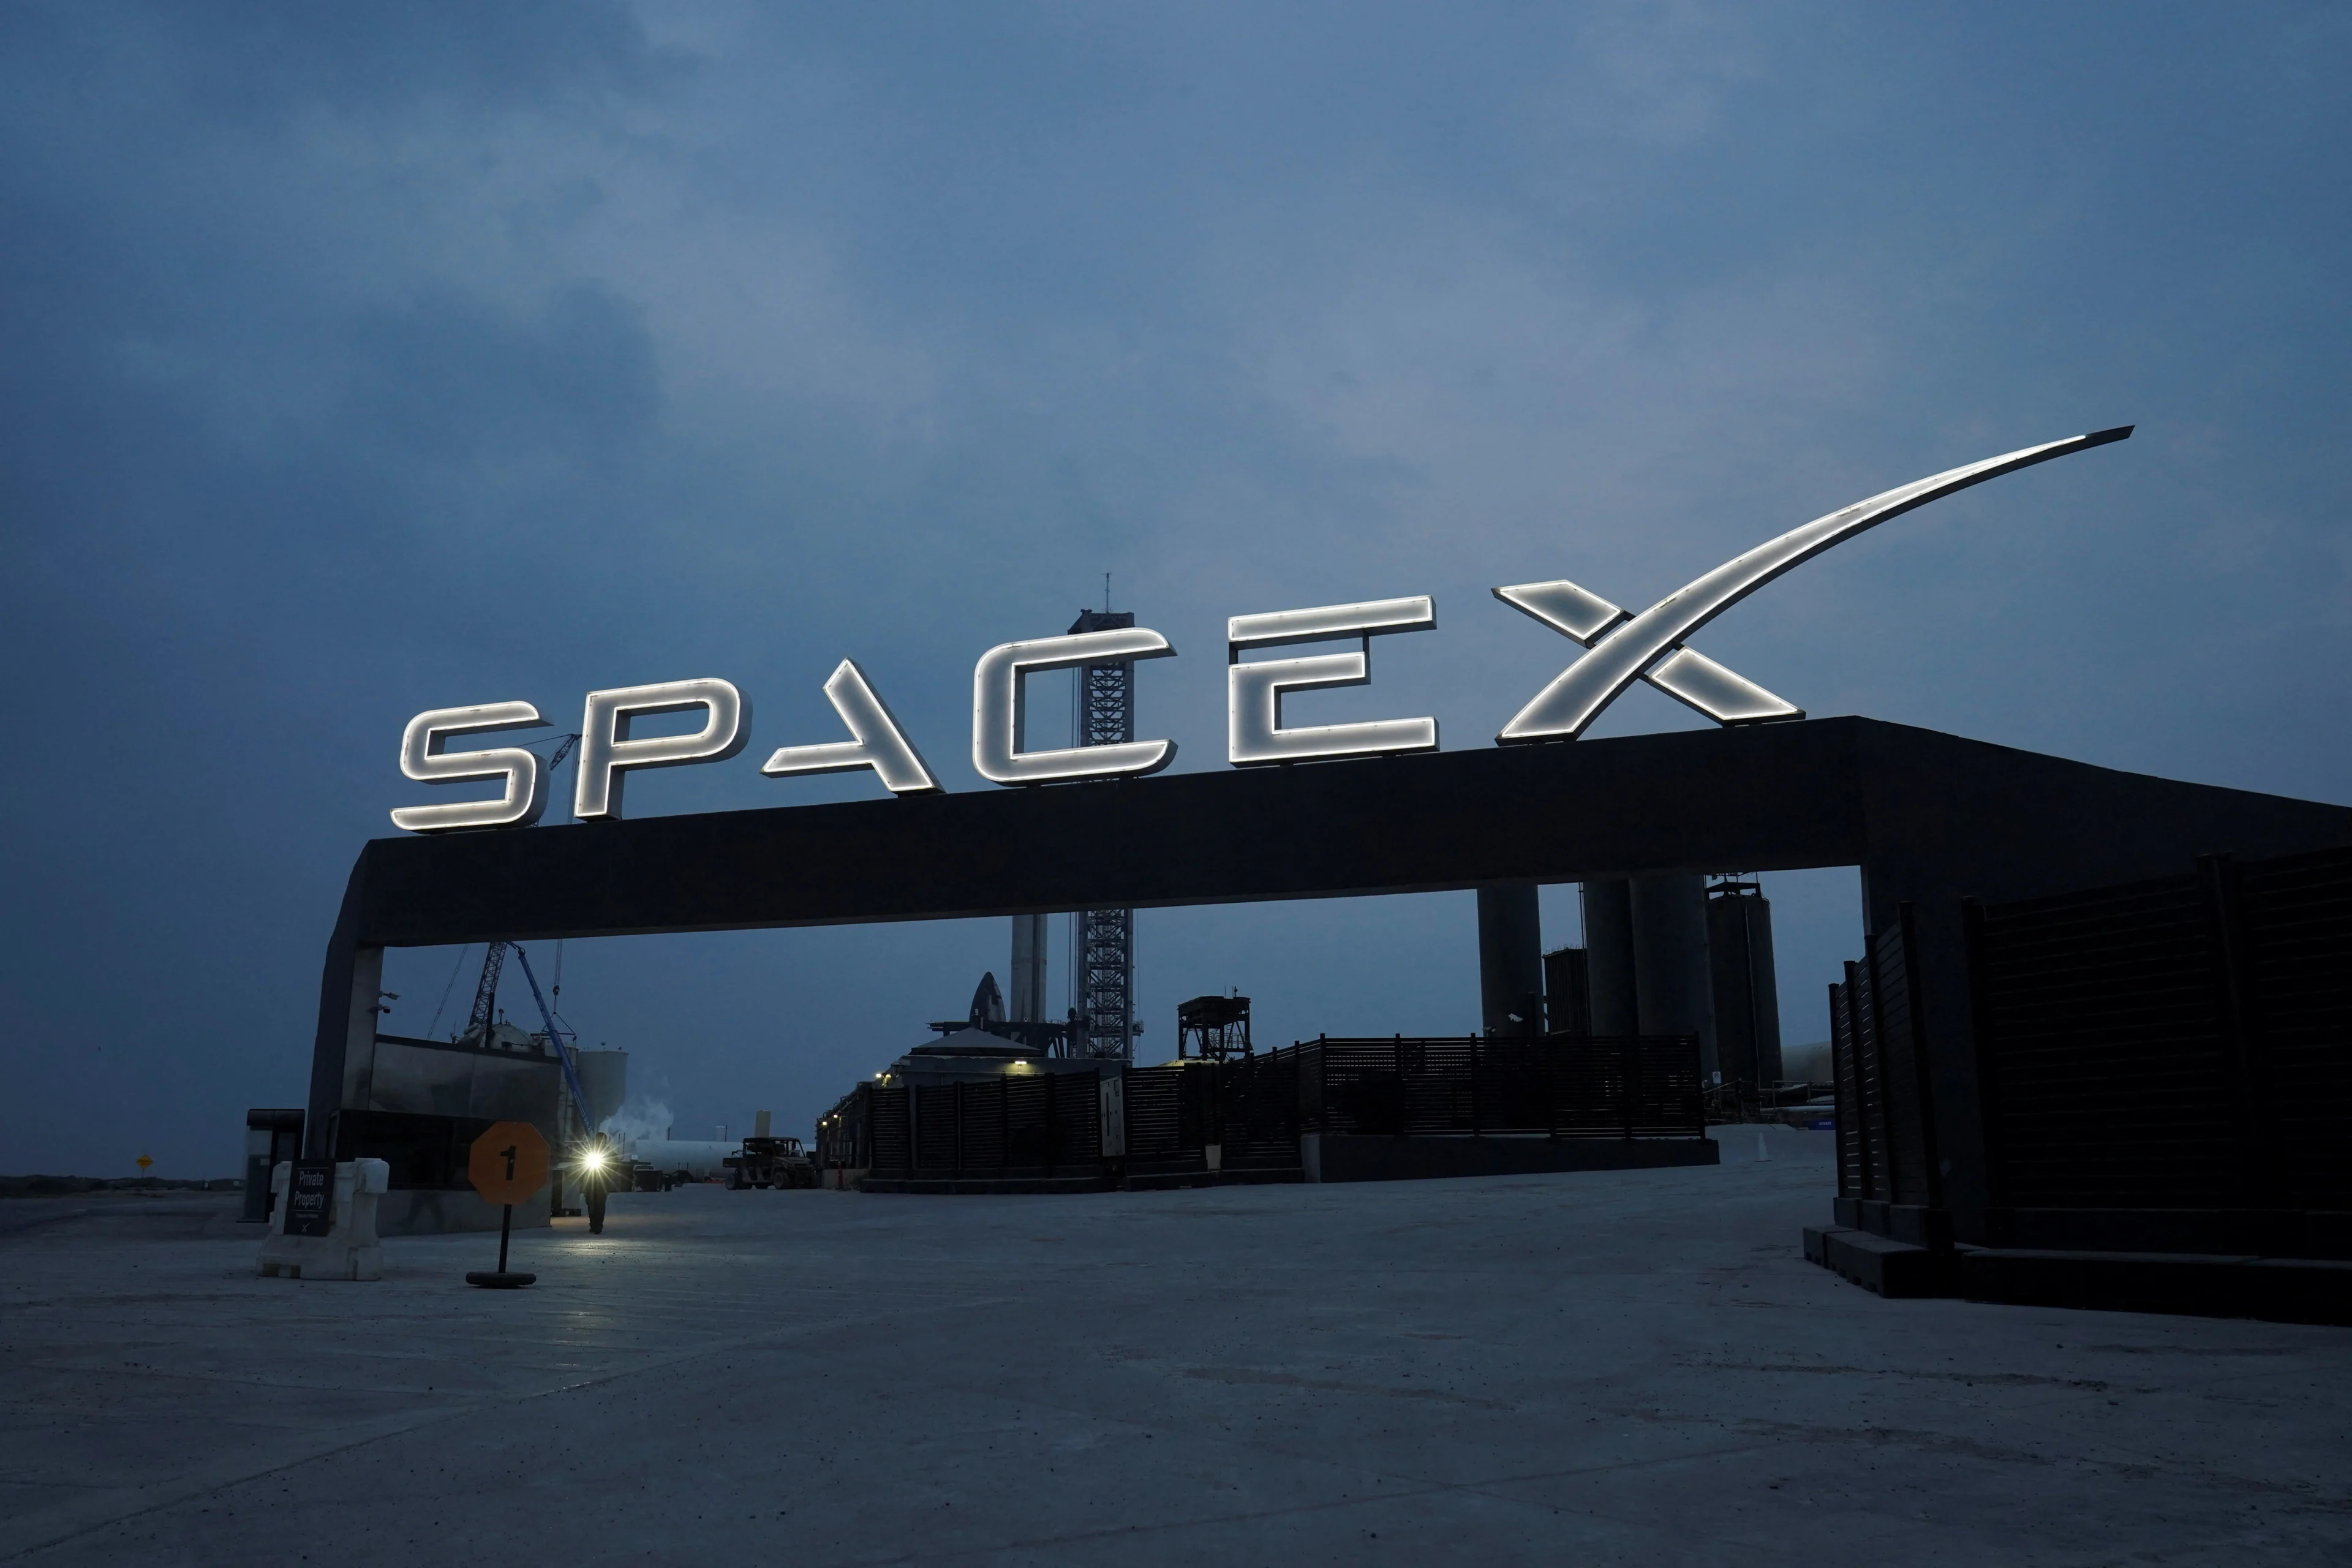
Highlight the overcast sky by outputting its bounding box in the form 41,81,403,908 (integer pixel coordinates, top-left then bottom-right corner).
4,3,2346,1176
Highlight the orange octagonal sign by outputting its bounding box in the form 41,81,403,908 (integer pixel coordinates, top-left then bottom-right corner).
468,1122,550,1207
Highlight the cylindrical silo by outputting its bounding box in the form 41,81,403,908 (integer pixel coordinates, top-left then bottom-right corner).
1581,879,1639,1036
573,1049,628,1131
1631,873,1717,1081
1706,881,1784,1088
1476,883,1544,1035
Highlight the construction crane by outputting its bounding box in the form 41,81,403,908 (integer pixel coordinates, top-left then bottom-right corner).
460,941,510,1043
461,939,595,1129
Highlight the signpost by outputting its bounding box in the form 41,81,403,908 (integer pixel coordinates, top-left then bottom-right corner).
465,1121,549,1289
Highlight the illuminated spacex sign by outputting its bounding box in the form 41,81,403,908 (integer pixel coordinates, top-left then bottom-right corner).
391,427,2129,833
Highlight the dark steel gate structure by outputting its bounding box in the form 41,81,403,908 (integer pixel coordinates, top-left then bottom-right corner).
305,716,2352,1303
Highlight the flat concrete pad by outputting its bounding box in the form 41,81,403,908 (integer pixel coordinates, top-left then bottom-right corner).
1805,1225,1960,1299
4,1128,2348,1564
1309,1132,1717,1183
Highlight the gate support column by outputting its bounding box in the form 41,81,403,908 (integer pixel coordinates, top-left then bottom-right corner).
303,865,382,1161
1476,882,1543,1036
1632,873,1717,1082
1583,879,1638,1035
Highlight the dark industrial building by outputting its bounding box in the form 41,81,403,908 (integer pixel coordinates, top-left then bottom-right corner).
1539,874,1791,1112
306,940,624,1234
816,968,1719,1194
823,1027,1714,1195
815,971,1110,1185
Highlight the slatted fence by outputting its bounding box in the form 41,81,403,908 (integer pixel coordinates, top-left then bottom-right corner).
856,1033,1706,1189
1297,1035,1705,1139
863,1072,1106,1185
1966,846,2352,1226
1828,907,1941,1210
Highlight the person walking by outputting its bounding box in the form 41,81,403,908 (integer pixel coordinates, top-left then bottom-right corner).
579,1133,616,1235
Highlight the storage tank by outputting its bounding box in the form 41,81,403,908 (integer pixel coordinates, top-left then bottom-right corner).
1705,880,1783,1088
1781,1039,1832,1086
573,1048,628,1130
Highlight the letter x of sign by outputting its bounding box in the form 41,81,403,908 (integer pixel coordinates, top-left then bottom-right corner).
1494,426,2134,742
1490,580,1803,729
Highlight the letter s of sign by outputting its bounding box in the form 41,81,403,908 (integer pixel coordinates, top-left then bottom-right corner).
389,702,552,834
973,627,1177,785
1227,597,1437,766
574,679,750,821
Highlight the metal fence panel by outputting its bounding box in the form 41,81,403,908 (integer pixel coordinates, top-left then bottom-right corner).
2242,846,2352,1210
913,1084,961,1175
1300,1035,1702,1138
1221,1048,1303,1169
869,1085,910,1177
1868,922,1939,1206
1830,981,1863,1198
1975,875,2244,1208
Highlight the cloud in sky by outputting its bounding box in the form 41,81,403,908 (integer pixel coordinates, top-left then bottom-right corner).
2,2,2345,1174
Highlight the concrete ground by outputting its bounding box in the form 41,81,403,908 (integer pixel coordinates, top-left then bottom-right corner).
2,1125,2346,1566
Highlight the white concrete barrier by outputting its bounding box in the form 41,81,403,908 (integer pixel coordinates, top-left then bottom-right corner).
257,1158,388,1281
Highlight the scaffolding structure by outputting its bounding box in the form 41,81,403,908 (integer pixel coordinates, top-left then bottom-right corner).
1069,606,1138,1061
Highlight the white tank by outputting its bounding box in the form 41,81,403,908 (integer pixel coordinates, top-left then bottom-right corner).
627,1139,738,1181
574,1049,628,1129
1781,1040,1833,1086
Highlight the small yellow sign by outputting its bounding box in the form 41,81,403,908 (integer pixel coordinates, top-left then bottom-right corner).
468,1123,550,1207
135,1155,153,1171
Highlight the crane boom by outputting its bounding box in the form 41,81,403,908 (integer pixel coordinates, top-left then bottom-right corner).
462,941,507,1041
509,941,595,1129
460,939,594,1129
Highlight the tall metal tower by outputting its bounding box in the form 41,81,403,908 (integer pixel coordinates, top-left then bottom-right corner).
1069,604,1137,1061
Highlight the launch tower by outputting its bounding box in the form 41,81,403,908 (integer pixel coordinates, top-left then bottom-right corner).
1068,605,1137,1060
